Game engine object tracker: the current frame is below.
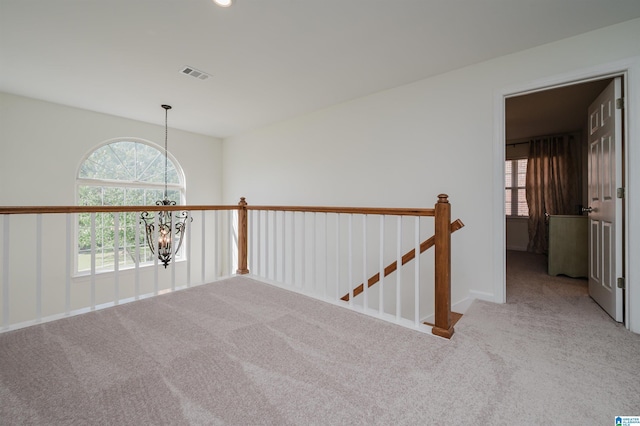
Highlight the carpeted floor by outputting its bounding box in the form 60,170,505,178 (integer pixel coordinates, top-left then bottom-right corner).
0,250,638,425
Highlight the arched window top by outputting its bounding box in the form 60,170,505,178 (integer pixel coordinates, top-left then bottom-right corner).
75,138,186,273
78,138,183,186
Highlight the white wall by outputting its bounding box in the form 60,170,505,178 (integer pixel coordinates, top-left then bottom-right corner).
0,92,223,205
222,18,640,331
506,218,528,252
0,93,225,326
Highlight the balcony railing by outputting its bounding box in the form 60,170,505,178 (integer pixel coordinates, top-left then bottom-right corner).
0,195,463,338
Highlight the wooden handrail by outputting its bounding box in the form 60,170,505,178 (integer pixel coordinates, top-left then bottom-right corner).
0,204,434,216
340,218,464,302
247,205,435,216
0,205,240,215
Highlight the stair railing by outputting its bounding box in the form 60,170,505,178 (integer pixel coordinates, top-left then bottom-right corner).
1,195,462,339
0,204,238,332
235,194,463,338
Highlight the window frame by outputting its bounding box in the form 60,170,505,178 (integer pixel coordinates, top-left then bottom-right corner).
75,137,187,275
505,157,529,218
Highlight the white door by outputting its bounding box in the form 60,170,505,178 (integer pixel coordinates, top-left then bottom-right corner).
586,77,623,322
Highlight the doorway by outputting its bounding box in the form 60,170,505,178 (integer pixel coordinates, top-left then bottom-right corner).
504,76,625,322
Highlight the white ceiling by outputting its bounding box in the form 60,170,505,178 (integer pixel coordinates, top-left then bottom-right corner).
2,0,640,139
506,78,612,141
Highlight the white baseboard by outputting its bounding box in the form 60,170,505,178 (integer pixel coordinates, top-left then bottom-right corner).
468,290,495,302
421,290,495,324
452,290,495,314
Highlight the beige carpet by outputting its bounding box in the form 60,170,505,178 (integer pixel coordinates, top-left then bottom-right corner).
0,251,639,425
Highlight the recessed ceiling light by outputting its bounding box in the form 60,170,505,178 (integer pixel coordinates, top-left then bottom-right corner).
213,0,233,7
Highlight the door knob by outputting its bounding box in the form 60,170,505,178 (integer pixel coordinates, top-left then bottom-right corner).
582,206,593,213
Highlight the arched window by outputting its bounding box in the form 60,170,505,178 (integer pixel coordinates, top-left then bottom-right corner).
76,138,186,272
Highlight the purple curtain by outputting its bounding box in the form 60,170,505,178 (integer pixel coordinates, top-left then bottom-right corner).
526,135,580,254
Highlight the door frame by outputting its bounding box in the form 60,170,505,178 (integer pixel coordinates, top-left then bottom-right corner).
493,57,640,332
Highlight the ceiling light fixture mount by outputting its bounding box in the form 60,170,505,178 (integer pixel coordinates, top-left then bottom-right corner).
213,0,233,7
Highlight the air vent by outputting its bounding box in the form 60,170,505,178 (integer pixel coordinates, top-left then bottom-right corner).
180,66,211,81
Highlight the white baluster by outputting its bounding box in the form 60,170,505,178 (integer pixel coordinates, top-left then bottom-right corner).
205,210,210,281
272,210,277,281
256,210,261,275
65,214,71,314
301,212,306,290
2,216,10,328
335,214,340,301
171,212,176,292
134,211,140,300
396,216,402,321
311,212,316,294
414,216,420,326
114,212,119,304
379,215,385,315
348,214,353,307
264,211,269,279
90,212,96,310
153,211,159,295
280,211,287,284
291,212,296,286
324,213,328,300
186,211,192,287
363,214,368,311
36,214,42,321
227,210,232,275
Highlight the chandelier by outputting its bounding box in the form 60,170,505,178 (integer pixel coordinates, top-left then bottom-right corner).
140,104,190,268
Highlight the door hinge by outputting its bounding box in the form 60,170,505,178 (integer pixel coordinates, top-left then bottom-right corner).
617,277,626,289
617,187,625,199
616,98,624,109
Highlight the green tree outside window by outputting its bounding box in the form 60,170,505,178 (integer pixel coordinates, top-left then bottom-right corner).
77,139,185,272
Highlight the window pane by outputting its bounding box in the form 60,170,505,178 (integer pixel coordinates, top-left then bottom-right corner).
517,159,527,187
78,225,91,251
79,141,181,185
79,186,102,206
505,158,529,217
146,189,164,204
505,189,512,215
125,188,145,206
138,153,165,183
110,141,137,179
517,189,528,216
517,159,527,172
80,145,130,180
166,189,181,203
103,187,125,206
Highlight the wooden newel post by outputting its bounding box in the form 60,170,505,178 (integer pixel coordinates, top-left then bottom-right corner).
432,194,454,338
236,197,249,275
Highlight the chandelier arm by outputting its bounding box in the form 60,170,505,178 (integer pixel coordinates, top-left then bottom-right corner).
172,211,191,255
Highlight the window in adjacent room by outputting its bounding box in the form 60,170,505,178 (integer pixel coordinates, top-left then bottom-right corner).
76,138,185,273
505,158,528,217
